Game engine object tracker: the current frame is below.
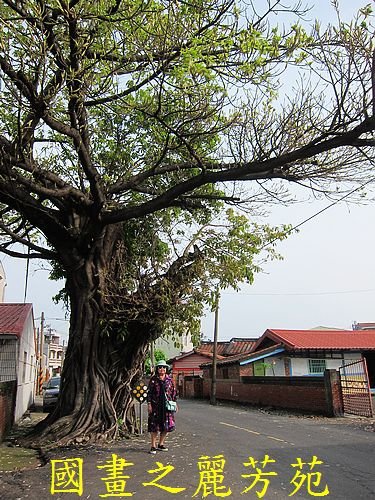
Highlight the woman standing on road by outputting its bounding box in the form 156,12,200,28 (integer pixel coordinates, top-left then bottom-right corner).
147,360,178,454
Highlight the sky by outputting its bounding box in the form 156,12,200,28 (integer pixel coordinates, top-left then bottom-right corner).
1,1,371,344
201,0,374,340
2,256,69,343
201,194,375,340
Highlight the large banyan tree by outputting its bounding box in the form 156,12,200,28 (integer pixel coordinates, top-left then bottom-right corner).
0,0,373,445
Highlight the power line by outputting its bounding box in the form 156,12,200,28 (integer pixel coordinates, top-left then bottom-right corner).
34,316,69,321
261,176,375,250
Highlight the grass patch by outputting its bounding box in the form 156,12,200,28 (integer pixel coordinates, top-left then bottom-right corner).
0,445,40,472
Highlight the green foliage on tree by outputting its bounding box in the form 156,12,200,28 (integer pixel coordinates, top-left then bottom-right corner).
144,349,167,375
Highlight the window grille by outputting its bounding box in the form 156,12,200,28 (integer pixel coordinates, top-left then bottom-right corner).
0,339,17,382
308,359,326,374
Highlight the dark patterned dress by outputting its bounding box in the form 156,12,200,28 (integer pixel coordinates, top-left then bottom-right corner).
147,375,177,433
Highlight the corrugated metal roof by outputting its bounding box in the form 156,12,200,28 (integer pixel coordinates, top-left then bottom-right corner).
198,342,229,356
199,352,249,367
263,329,375,350
0,303,33,337
198,339,256,356
224,340,257,355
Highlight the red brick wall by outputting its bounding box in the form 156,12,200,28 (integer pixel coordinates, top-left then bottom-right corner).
202,377,329,414
217,365,240,380
0,381,16,442
240,364,254,377
330,376,343,415
324,369,344,416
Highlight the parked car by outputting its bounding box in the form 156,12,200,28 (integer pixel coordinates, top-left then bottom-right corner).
43,376,61,412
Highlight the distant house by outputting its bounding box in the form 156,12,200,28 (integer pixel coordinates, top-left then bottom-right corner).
0,303,37,423
194,329,375,416
201,329,375,387
170,349,225,378
44,331,67,377
170,338,256,397
153,331,194,359
170,337,257,375
353,321,375,331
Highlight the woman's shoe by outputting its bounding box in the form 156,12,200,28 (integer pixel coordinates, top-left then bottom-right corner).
149,447,157,454
158,444,168,451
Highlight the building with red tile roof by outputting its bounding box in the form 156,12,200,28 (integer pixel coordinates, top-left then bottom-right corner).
169,338,257,396
201,329,375,387
170,337,257,372
255,329,375,351
0,303,37,434
0,303,33,338
169,348,225,377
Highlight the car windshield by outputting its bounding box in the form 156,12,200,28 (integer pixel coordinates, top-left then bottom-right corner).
47,377,61,389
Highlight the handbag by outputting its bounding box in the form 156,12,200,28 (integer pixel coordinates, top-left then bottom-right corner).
162,382,177,412
165,400,177,412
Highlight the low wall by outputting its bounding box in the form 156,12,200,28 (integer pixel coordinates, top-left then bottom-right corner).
0,380,16,441
202,372,342,416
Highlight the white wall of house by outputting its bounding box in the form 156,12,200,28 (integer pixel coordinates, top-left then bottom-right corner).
292,358,310,376
44,335,66,376
15,311,36,421
252,352,365,377
290,353,362,376
342,353,363,363
154,333,194,360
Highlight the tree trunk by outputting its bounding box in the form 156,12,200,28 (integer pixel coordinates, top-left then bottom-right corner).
28,227,157,447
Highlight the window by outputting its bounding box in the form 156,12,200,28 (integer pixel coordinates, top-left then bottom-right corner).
0,339,17,382
30,355,34,381
308,359,326,374
22,351,27,382
222,367,229,379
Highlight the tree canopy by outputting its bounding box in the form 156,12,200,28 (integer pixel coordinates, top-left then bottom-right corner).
0,1,373,259
0,0,374,445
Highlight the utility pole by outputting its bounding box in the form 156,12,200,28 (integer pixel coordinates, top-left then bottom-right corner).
61,339,66,370
210,290,220,406
38,312,45,394
150,341,155,373
35,327,40,395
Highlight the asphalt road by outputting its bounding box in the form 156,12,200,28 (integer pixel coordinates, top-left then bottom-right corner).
1,399,375,499
175,400,375,499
